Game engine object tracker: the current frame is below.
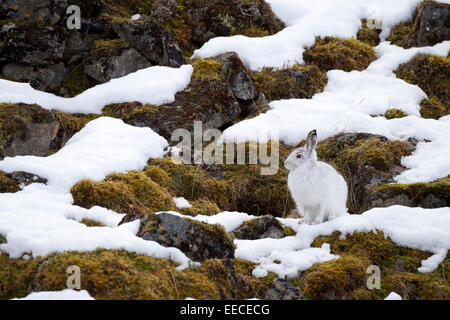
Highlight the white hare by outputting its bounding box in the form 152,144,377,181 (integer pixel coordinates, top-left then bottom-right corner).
284,130,348,224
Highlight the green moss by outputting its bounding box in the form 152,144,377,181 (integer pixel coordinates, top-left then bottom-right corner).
305,231,450,300
61,64,97,97
191,58,224,82
283,226,296,237
384,109,408,119
299,255,368,300
80,218,106,227
356,20,381,47
316,134,412,213
0,103,55,154
372,176,450,206
303,37,377,72
71,170,175,215
386,21,416,48
419,97,449,119
250,64,327,101
0,172,20,193
1,250,223,300
93,39,130,57
234,258,277,299
147,142,294,217
180,199,221,216
395,54,450,118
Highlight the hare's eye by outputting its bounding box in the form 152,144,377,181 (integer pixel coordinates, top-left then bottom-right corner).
296,153,302,159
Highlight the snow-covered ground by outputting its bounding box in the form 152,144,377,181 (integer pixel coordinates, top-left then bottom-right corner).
0,65,192,114
0,0,448,298
12,289,95,300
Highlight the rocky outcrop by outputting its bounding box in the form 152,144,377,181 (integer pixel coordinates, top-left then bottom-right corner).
84,47,152,83
105,54,267,139
112,19,185,67
366,177,449,209
124,212,235,262
0,0,103,25
265,279,306,300
159,0,284,53
231,215,286,240
416,1,450,47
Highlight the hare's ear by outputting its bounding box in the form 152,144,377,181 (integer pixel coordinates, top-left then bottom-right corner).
306,129,318,154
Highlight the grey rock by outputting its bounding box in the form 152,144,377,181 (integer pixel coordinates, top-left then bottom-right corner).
264,279,306,300
152,0,177,22
30,62,68,91
417,1,450,46
2,63,35,81
122,212,235,262
232,215,286,240
112,18,185,67
0,234,6,244
216,52,258,101
394,259,406,273
0,0,102,25
84,48,152,83
9,171,48,186
0,24,65,65
5,121,60,157
420,193,447,208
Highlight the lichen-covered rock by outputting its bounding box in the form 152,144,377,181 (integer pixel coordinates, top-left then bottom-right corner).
159,0,284,53
215,52,258,101
395,54,450,118
112,18,185,67
231,215,286,240
416,0,450,47
264,279,306,300
127,212,235,262
316,133,415,213
0,103,94,158
366,176,450,209
250,64,327,101
0,103,59,158
303,37,377,72
387,1,450,48
2,171,47,190
84,47,151,83
0,23,65,65
0,0,103,25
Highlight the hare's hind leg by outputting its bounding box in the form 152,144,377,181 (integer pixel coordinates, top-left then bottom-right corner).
311,205,324,225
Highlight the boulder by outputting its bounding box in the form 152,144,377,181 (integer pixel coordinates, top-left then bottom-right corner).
124,212,235,262
264,279,306,300
0,0,102,25
416,1,450,46
231,215,286,240
84,48,152,83
215,52,258,101
0,24,65,65
112,18,185,67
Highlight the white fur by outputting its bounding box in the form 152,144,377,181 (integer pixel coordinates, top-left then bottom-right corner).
284,130,348,224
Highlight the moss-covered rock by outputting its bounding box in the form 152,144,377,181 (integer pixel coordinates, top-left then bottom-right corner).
0,103,98,158
303,37,377,72
0,171,20,193
0,249,282,300
367,176,450,209
387,1,450,48
129,212,235,261
71,170,175,215
301,231,450,300
384,109,408,119
316,133,414,213
159,0,284,55
250,64,327,101
395,54,450,118
356,20,381,47
231,215,286,240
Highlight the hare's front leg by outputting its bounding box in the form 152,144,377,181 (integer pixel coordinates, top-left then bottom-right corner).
311,205,324,225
